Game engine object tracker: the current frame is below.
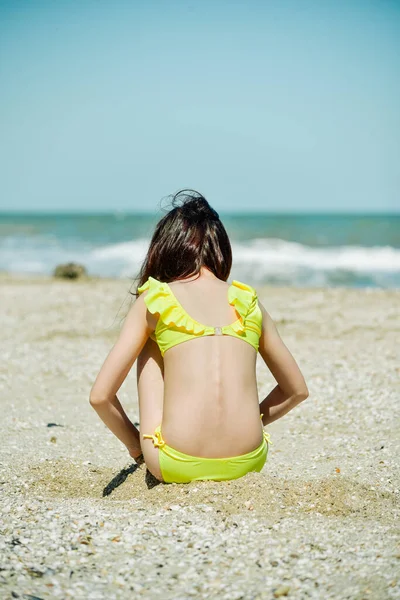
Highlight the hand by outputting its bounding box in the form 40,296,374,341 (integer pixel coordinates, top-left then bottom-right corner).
132,452,145,466
127,446,145,465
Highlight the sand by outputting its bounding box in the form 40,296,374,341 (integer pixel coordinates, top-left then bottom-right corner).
0,274,399,599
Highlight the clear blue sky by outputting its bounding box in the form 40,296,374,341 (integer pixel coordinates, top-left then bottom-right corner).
0,0,399,213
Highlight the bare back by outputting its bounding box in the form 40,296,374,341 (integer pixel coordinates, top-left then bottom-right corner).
146,274,264,457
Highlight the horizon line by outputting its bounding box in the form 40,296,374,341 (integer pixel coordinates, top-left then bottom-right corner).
0,210,399,217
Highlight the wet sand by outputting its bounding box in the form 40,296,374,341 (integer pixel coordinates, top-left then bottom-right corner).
0,274,399,599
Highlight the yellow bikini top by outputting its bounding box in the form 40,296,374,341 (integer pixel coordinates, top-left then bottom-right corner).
137,276,263,357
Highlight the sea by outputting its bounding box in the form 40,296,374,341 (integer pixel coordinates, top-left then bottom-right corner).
0,212,399,288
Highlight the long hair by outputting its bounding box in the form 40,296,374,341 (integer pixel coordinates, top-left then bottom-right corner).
132,189,232,296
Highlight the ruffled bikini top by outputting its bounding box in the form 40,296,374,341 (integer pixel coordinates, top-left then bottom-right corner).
137,276,263,357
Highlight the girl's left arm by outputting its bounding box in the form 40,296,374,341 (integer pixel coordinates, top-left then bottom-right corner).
89,292,153,459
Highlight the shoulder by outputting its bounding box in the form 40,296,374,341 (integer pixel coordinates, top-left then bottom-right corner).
130,278,154,318
137,276,155,295
137,276,162,299
128,280,159,331
136,276,167,318
230,279,259,300
229,279,259,305
230,279,256,292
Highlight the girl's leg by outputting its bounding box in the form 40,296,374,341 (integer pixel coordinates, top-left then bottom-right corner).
137,337,165,482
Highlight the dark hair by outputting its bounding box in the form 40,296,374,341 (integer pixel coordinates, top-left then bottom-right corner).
132,189,232,295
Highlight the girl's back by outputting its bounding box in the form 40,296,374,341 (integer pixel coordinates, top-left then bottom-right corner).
142,271,263,458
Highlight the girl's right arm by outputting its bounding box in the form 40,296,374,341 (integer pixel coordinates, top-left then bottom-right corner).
257,300,309,426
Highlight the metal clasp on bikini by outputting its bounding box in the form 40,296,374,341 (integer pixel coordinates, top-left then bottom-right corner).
214,326,223,335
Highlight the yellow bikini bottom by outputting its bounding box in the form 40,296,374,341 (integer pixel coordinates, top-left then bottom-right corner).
143,414,273,484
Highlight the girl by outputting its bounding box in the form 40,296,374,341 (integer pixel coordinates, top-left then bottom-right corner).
90,190,308,483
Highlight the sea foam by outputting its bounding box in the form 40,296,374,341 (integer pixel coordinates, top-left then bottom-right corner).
1,235,399,287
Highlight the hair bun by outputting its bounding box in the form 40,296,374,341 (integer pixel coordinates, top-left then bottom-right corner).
185,198,219,223
171,189,219,224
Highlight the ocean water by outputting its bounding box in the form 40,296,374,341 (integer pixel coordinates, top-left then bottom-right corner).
0,212,399,288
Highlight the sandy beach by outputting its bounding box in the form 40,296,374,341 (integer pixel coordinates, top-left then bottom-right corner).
0,274,399,600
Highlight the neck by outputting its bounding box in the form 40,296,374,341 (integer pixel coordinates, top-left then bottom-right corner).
182,266,217,282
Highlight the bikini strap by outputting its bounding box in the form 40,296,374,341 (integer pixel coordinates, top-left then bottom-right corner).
228,280,262,336
137,277,207,335
142,425,166,449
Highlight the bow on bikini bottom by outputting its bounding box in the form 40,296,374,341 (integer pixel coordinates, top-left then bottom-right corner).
143,414,273,484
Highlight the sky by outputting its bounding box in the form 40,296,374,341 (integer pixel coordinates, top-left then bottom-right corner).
0,0,399,213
